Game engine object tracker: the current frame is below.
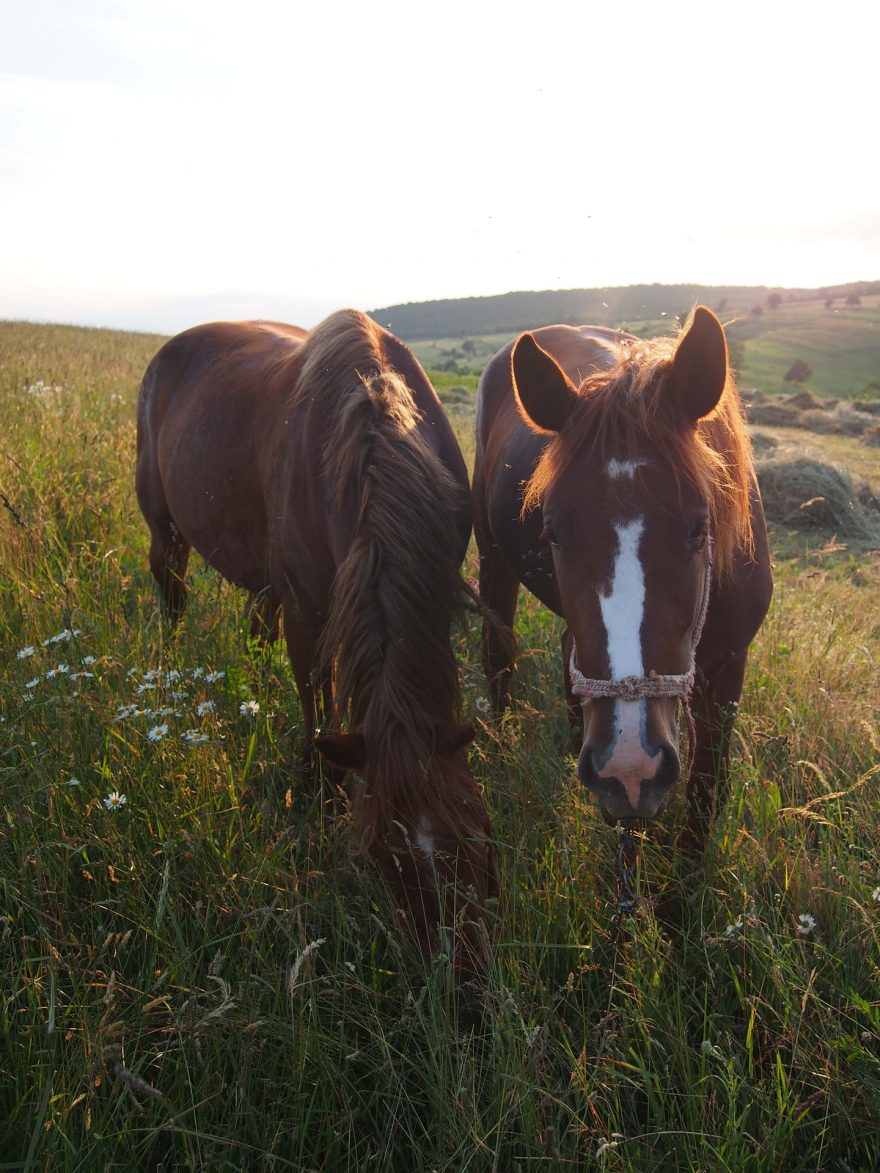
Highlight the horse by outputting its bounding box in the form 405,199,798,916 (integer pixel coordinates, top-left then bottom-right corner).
473,307,772,844
136,308,497,967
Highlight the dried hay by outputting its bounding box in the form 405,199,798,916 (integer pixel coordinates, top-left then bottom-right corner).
784,389,827,411
746,401,804,427
799,403,875,437
751,431,779,456
756,457,880,544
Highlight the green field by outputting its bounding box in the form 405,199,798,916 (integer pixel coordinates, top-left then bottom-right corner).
2,320,880,1170
411,296,880,403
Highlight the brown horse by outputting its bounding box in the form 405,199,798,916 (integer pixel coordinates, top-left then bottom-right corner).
136,308,496,966
473,307,772,843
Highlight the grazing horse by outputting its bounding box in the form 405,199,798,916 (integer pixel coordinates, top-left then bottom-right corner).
473,307,772,841
136,309,496,966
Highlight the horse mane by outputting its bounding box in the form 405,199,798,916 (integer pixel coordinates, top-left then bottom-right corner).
300,310,485,848
522,315,756,578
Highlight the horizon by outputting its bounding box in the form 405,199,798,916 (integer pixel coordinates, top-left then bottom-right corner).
2,276,877,340
3,1,879,336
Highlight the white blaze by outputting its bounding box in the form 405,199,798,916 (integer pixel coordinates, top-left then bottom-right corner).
607,458,646,480
597,516,659,803
600,518,645,679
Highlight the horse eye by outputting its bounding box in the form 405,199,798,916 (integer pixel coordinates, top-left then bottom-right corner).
688,515,709,549
541,521,560,547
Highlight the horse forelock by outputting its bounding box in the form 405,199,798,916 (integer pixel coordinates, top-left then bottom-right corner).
522,331,755,578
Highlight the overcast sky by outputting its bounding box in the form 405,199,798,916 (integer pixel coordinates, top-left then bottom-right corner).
2,0,878,334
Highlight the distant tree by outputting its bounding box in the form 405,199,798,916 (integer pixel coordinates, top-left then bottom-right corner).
751,304,764,316
825,298,834,309
784,359,812,383
845,293,862,306
767,293,783,309
461,338,477,355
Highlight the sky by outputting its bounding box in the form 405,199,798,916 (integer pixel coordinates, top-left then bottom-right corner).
2,0,878,334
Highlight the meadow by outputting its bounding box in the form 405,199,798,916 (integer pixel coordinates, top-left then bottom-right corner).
1,319,879,1171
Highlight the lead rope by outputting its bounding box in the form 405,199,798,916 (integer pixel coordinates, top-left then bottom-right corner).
613,822,640,935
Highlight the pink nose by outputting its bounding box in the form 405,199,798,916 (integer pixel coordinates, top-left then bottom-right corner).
598,742,661,809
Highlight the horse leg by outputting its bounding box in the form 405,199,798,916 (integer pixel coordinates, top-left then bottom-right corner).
281,605,336,792
248,587,281,644
477,543,519,712
680,651,748,851
147,520,191,625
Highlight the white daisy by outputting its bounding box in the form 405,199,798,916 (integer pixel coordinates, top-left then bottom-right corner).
239,700,260,717
147,723,169,742
196,700,215,716
206,670,225,683
17,646,36,659
103,791,127,810
796,913,817,935
182,730,209,745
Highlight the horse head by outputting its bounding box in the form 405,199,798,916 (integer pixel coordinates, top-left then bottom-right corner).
512,308,729,822
317,720,497,973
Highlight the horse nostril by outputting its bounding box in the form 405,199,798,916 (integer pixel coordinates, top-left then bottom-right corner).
578,739,681,819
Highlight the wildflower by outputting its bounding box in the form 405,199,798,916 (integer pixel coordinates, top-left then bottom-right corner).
147,723,169,742
170,689,189,701
872,888,880,902
796,913,817,935
103,791,126,810
25,678,39,690
239,700,260,717
67,777,81,786
205,669,225,683
724,917,743,938
475,696,492,715
17,646,35,659
82,655,97,665
196,700,215,716
182,730,209,745
190,667,205,679
596,1137,621,1157
114,704,143,721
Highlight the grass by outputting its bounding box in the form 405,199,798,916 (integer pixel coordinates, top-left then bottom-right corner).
2,320,880,1170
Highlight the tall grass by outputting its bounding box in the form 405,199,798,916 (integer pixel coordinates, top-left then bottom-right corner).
1,320,879,1170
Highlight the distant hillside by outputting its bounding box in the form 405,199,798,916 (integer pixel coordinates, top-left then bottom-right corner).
369,281,880,340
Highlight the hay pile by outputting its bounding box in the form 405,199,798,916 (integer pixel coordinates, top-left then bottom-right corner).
799,402,878,437
756,457,880,544
745,394,878,441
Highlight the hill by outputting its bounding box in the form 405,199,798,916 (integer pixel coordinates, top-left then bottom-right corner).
369,280,880,341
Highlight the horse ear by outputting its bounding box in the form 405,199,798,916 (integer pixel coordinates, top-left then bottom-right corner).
667,306,728,423
511,333,580,434
315,731,367,770
434,721,475,755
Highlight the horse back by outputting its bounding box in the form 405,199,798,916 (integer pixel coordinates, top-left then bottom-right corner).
136,321,308,592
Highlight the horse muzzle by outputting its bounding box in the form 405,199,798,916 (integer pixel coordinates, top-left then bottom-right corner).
577,737,680,821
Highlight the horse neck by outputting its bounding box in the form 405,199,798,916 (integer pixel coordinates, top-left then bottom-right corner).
321,371,464,739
